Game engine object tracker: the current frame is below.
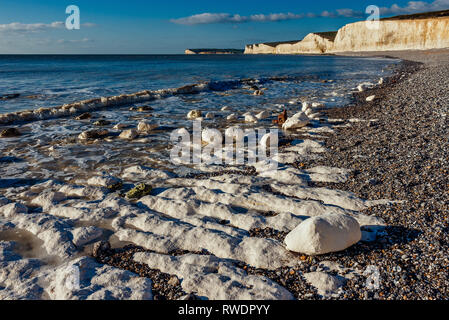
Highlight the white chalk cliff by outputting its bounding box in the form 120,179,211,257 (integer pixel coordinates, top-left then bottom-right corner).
244,16,449,54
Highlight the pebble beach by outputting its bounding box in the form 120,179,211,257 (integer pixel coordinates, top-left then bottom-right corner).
0,50,447,300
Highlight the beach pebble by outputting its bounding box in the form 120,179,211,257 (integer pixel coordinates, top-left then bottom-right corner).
205,112,215,119
284,213,362,255
304,272,346,297
221,106,231,111
312,102,325,108
119,129,138,140
357,84,365,92
366,95,376,102
227,113,238,121
378,77,384,85
282,112,310,130
93,120,111,126
187,110,202,120
253,90,264,96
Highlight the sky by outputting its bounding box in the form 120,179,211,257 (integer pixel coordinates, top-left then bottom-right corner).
0,0,448,54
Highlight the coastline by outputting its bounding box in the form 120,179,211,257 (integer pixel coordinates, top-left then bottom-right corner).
0,50,447,300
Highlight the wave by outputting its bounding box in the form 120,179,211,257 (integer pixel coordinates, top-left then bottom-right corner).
0,76,306,125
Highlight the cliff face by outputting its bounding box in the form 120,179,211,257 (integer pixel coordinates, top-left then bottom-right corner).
245,17,449,54
276,33,335,54
332,17,449,52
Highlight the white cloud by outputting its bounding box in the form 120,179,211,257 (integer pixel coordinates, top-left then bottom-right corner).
170,13,305,25
0,21,96,33
0,21,64,32
380,0,449,15
57,38,92,44
171,1,448,25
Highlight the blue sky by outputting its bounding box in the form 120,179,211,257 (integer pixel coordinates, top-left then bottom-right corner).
0,0,448,54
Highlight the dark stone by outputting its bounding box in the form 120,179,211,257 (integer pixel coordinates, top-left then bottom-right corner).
0,128,21,138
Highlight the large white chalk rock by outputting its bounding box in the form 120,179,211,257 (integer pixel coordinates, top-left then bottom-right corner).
284,213,362,255
282,112,310,130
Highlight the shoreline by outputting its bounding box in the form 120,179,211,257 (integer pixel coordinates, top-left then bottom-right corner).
0,50,447,300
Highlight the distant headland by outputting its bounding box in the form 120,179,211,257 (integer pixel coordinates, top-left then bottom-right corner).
185,49,244,55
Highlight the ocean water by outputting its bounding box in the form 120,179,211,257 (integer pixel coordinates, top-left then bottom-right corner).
0,54,399,114
0,54,399,182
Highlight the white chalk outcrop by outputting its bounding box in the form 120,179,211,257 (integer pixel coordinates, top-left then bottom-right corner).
284,213,362,255
245,17,449,55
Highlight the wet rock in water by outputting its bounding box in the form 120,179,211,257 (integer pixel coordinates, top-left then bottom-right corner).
0,128,21,138
221,106,231,112
138,121,158,133
0,93,20,101
126,183,152,200
78,129,110,140
113,123,128,130
93,120,111,126
282,112,310,130
136,105,154,112
301,102,311,112
227,113,238,121
256,110,270,120
245,114,258,123
75,112,92,120
253,90,264,96
284,213,362,255
119,129,138,140
205,112,214,119
187,110,202,120
92,240,111,258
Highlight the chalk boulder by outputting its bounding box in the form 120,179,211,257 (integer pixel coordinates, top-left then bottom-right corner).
282,112,310,130
284,213,362,255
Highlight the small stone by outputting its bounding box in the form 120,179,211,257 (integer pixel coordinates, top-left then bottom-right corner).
92,241,111,257
187,110,202,120
78,129,110,140
119,129,138,140
253,90,264,96
75,113,92,120
167,276,180,287
137,121,158,133
366,95,376,102
93,120,111,126
0,128,21,138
